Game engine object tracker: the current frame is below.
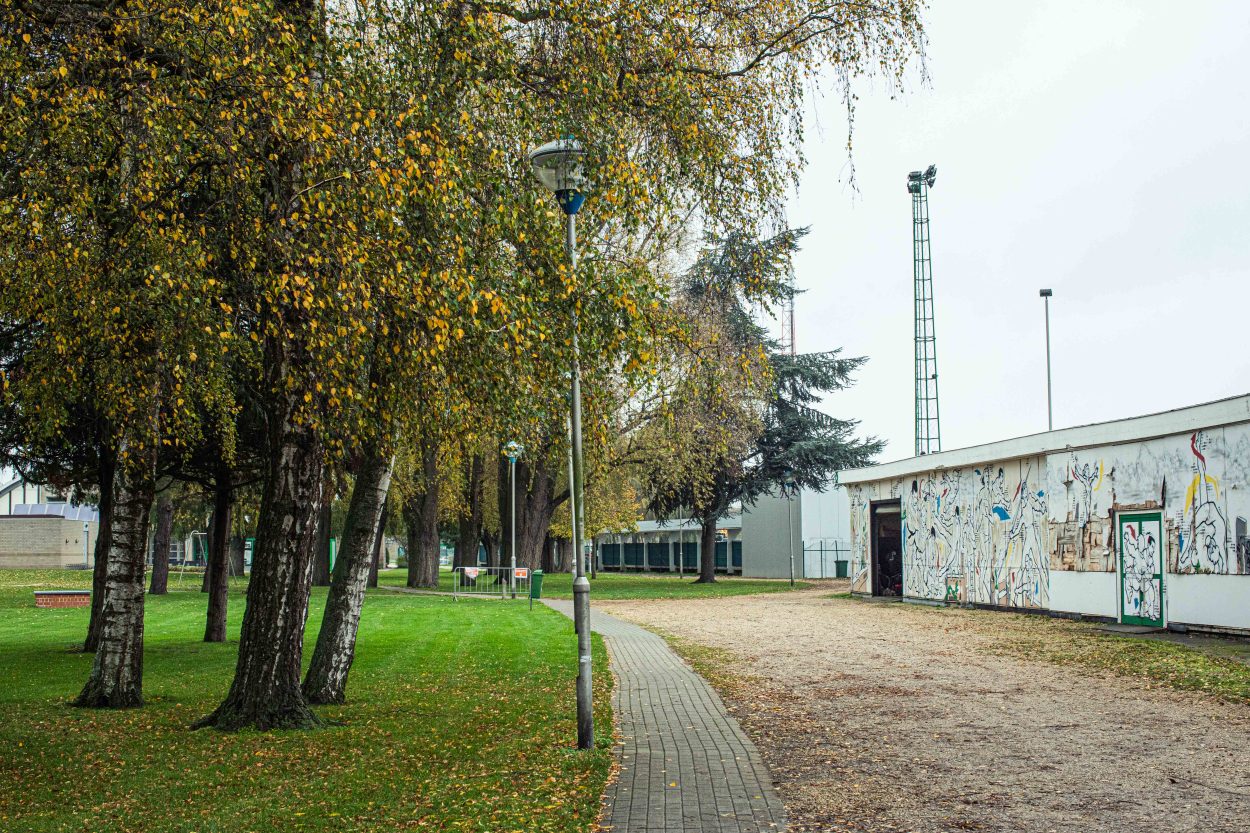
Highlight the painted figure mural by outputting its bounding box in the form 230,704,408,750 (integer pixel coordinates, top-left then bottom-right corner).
849,485,871,593
1179,431,1228,573
900,458,1049,609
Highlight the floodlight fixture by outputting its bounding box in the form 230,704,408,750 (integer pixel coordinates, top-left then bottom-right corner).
1040,288,1052,298
924,164,937,188
528,137,588,215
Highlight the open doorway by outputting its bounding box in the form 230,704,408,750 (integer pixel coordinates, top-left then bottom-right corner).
871,500,903,597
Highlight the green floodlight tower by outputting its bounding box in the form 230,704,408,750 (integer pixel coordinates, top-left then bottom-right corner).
908,164,941,456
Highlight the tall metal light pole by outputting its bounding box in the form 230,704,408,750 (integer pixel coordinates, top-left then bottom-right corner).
566,415,577,575
505,441,523,598
1040,289,1053,431
909,164,941,456
783,471,796,587
529,136,594,750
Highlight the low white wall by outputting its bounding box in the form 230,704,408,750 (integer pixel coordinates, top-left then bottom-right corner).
1167,573,1250,630
1048,570,1117,618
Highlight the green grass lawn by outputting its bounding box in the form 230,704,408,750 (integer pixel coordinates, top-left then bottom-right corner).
0,569,612,832
377,567,810,600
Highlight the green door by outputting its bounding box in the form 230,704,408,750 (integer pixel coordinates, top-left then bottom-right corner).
1118,512,1164,627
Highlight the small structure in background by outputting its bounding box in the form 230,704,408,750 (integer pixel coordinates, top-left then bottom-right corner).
0,474,99,570
839,393,1250,634
34,590,91,608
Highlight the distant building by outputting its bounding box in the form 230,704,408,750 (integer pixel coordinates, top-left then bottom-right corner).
0,475,99,569
591,490,804,579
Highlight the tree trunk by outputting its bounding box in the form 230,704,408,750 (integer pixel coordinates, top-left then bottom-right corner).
302,448,394,705
204,484,232,643
193,390,325,731
75,405,159,708
557,536,571,573
369,501,389,586
695,518,718,584
201,506,216,591
148,494,172,595
311,469,334,587
405,436,440,589
542,534,555,573
84,450,116,652
229,535,245,579
453,451,483,570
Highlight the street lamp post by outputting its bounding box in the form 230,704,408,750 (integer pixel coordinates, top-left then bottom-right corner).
505,441,523,599
1040,289,1053,431
566,415,577,576
783,471,796,587
529,136,594,750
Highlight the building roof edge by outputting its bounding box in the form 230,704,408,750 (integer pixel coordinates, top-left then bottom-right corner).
837,392,1250,485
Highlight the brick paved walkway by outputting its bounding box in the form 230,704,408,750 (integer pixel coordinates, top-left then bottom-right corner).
544,600,786,832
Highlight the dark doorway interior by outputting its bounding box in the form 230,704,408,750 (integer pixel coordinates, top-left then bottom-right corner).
871,501,903,597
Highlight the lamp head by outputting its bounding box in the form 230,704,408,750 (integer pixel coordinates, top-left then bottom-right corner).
505,440,524,462
783,470,795,487
924,164,937,188
1039,288,1053,298
528,137,588,215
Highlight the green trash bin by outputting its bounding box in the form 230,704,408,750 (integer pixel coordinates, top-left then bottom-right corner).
529,570,543,610
835,560,848,579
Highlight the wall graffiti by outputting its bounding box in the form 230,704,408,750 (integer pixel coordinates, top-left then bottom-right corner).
1048,427,1245,576
899,458,1049,609
849,485,871,594
844,418,1250,620
1048,453,1113,572
1178,432,1228,573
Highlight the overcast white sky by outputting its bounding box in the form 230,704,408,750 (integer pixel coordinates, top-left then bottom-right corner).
786,1,1250,465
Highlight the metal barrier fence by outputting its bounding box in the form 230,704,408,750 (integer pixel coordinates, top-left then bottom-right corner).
803,541,850,579
451,566,531,600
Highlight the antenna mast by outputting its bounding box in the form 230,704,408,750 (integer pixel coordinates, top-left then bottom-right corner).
779,267,796,355
908,165,940,456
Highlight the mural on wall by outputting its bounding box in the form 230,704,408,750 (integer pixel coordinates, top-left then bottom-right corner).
1178,432,1228,573
849,485,871,594
848,419,1250,610
1050,427,1246,576
1048,454,1113,572
900,458,1049,609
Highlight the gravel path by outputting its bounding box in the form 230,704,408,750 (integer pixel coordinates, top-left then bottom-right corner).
599,583,1250,833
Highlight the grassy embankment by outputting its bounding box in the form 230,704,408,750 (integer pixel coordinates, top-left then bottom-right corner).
0,569,612,832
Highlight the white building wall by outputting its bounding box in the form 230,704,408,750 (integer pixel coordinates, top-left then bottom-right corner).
1048,570,1117,618
1167,574,1250,631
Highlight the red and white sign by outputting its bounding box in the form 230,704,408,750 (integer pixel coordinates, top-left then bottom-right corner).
463,568,479,579
514,568,530,580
